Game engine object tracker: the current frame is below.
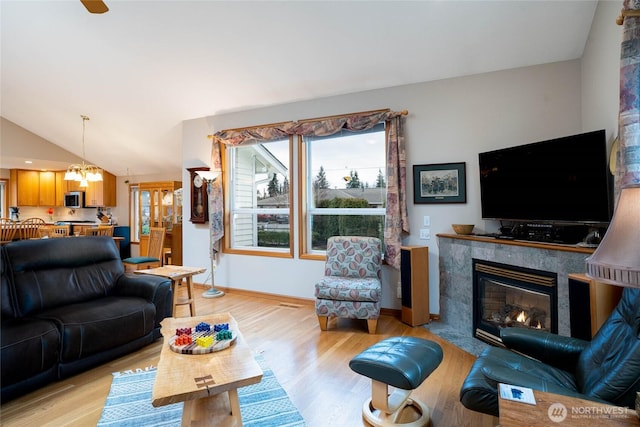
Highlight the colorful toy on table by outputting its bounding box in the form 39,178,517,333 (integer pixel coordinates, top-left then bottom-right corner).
196,335,214,348
169,321,236,354
175,334,193,346
176,327,192,336
195,322,211,332
214,323,229,332
216,329,232,340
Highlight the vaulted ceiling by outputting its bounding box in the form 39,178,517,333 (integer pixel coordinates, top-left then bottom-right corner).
1,1,598,176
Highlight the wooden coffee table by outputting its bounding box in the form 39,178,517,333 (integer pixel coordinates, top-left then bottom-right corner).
499,387,639,426
152,313,263,426
135,265,205,317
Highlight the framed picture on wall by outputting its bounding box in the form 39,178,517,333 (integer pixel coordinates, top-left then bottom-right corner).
413,162,467,204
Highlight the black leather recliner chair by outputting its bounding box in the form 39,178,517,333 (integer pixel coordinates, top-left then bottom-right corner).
460,287,640,416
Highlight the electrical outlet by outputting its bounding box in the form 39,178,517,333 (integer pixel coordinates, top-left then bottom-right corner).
423,215,430,226
420,228,431,240
397,282,402,299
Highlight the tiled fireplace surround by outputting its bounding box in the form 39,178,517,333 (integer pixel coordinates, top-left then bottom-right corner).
437,234,593,338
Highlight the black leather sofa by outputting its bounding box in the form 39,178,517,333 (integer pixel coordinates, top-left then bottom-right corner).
460,287,640,416
1,236,173,402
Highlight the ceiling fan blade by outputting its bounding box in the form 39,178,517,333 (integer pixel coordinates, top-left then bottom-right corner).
80,0,109,14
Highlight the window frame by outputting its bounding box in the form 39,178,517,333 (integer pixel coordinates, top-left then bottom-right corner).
0,179,7,219
222,137,295,258
298,128,387,260
219,111,390,260
129,183,140,243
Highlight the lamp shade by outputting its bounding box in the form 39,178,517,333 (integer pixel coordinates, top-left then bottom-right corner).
586,186,640,287
195,170,219,182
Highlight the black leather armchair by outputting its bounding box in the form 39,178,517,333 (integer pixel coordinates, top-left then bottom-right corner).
460,287,640,416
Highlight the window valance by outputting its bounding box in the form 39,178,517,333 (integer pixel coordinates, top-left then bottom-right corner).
211,109,408,145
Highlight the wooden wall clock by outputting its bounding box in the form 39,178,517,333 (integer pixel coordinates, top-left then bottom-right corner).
187,167,210,223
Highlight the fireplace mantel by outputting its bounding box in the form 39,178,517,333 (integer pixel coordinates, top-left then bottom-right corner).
437,234,594,338
437,234,595,254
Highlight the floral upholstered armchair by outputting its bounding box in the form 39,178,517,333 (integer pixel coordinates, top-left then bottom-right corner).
314,236,382,334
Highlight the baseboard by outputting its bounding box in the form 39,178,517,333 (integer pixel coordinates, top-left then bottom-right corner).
194,283,315,307
193,283,437,321
381,308,400,317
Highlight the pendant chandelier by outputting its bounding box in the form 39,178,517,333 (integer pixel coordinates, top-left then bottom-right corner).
64,115,103,188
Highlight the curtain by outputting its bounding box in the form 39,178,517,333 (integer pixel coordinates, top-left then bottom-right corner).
211,109,409,269
208,139,224,259
619,0,640,188
384,115,409,269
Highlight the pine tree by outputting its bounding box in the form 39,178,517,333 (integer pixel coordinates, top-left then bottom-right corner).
268,173,279,197
314,166,329,189
347,170,362,189
376,169,386,188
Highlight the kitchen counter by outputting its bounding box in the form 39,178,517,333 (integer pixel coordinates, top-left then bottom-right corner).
55,220,100,225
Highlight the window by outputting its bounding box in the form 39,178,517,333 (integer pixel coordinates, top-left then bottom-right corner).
0,179,7,219
222,113,393,259
300,124,386,255
226,138,292,255
129,184,140,243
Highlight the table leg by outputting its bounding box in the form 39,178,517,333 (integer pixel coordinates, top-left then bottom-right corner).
171,278,179,316
228,389,242,426
186,275,196,316
182,399,195,427
182,392,242,426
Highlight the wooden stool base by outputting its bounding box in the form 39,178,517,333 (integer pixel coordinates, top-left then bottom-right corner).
363,397,431,427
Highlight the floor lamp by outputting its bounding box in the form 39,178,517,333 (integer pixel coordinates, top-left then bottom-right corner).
196,170,225,298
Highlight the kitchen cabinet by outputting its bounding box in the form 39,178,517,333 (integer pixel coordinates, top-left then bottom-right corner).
14,170,39,206
85,171,117,207
39,171,56,206
11,168,116,207
138,181,182,263
66,179,82,193
55,172,66,206
11,169,61,207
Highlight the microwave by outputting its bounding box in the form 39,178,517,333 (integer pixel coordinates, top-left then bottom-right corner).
64,192,85,208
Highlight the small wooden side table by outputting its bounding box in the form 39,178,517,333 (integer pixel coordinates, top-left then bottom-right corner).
153,313,263,426
135,265,205,317
499,387,638,426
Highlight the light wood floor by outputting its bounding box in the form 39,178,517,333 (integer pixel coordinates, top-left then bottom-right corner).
0,285,498,427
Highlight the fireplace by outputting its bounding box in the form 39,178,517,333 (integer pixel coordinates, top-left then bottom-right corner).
473,259,558,346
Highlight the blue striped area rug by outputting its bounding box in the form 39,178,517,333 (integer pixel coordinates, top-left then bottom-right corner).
97,354,306,427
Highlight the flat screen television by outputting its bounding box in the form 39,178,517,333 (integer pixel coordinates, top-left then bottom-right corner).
478,129,612,225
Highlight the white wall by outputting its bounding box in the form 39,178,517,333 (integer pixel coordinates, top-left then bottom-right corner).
581,1,620,136
181,1,620,313
581,0,622,194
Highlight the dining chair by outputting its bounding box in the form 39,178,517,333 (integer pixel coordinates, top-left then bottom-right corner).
0,218,19,244
86,226,113,237
50,225,70,238
38,226,52,238
97,225,114,236
18,218,46,240
122,227,166,272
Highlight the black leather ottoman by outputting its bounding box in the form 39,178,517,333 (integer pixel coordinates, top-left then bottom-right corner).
349,336,443,427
